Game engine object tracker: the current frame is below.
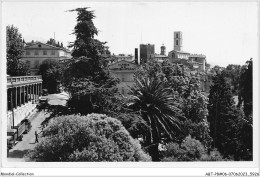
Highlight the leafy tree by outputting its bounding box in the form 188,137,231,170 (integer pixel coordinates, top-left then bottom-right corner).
26,114,151,162
136,61,212,149
223,64,241,95
208,62,253,160
207,72,238,157
132,60,213,160
63,7,120,115
161,136,206,161
161,136,225,161
233,114,252,160
167,75,212,149
38,59,63,93
200,148,226,161
236,59,253,160
128,77,184,161
6,25,29,76
211,65,225,74
238,59,253,117
114,112,150,140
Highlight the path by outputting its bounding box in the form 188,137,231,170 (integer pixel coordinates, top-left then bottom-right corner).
7,92,68,162
7,111,50,162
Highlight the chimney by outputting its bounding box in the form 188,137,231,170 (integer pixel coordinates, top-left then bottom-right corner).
135,48,139,65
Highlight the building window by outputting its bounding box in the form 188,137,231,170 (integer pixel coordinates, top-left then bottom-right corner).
26,51,30,55
176,40,178,45
34,50,39,55
43,50,47,55
176,33,178,38
51,50,55,55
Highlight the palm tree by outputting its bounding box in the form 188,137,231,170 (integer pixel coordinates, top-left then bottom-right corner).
128,77,183,161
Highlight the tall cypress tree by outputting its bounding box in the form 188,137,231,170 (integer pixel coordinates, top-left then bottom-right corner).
65,7,109,84
207,72,237,157
63,7,119,115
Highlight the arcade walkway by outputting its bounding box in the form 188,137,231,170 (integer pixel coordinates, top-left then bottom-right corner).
7,92,69,162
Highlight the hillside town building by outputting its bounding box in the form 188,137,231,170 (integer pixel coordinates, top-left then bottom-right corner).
112,54,134,62
107,31,211,96
140,44,155,64
108,60,138,95
168,31,208,72
21,41,71,75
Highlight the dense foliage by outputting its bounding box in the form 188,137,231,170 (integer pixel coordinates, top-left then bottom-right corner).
207,72,236,155
30,6,253,162
236,59,253,160
161,136,224,161
207,65,252,160
63,7,120,115
38,59,63,93
26,114,151,162
222,64,241,95
131,60,212,160
128,77,183,161
6,25,29,76
238,59,253,118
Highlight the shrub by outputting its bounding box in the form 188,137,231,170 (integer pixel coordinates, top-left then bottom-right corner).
161,136,206,161
161,136,227,161
200,148,225,161
25,114,151,162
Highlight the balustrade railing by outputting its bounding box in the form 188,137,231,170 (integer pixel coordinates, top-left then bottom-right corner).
7,75,42,84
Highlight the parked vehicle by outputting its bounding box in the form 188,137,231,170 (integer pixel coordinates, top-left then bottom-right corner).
21,119,32,134
42,89,48,96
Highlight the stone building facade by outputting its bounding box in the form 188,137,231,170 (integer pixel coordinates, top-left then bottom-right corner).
140,44,155,64
21,42,71,75
7,75,42,144
108,60,138,96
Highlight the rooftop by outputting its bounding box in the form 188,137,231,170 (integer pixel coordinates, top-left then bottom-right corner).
169,50,190,54
25,42,71,53
189,54,206,58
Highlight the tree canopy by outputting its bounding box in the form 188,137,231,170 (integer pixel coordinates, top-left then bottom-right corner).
63,7,120,115
38,59,63,93
26,114,151,162
6,25,29,76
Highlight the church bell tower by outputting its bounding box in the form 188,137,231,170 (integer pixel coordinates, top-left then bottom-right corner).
174,31,182,51
160,44,166,55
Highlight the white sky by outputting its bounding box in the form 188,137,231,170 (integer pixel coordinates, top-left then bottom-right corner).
2,1,258,67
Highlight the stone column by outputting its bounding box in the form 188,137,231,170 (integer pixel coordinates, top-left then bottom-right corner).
37,84,39,100
32,84,34,101
40,83,42,96
19,86,21,107
14,87,17,109
34,84,37,101
29,85,31,101
34,84,36,101
25,85,27,103
23,86,26,104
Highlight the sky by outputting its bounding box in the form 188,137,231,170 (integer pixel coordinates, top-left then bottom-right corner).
1,1,258,67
